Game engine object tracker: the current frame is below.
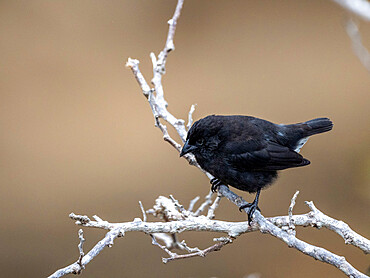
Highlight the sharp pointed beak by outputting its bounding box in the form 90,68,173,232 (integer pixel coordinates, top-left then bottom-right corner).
180,141,197,157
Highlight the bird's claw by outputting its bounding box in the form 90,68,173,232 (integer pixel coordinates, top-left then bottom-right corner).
239,202,261,225
210,178,225,193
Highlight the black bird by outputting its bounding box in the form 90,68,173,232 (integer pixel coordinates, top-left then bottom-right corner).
180,115,333,223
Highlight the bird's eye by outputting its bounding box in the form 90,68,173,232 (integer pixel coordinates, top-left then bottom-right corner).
196,138,204,145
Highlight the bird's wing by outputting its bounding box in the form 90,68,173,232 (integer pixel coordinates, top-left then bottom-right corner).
225,140,310,171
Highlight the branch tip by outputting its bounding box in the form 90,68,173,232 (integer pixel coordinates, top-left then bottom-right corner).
139,201,147,222
125,57,139,68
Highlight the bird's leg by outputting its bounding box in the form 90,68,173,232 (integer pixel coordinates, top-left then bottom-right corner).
239,189,261,224
209,178,227,193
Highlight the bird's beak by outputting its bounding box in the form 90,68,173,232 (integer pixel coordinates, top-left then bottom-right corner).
180,140,197,157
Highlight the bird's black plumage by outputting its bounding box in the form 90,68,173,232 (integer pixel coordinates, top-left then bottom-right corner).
180,115,333,222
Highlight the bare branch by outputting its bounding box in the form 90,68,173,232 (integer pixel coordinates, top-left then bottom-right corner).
169,194,187,214
269,207,370,254
207,193,222,220
187,104,196,130
304,201,370,254
76,229,85,273
139,201,147,222
69,212,90,225
188,196,200,212
48,228,122,278
345,18,370,71
162,237,232,263
124,0,369,275
125,58,152,97
217,185,368,278
331,0,370,21
151,234,177,262
140,200,180,250
92,215,104,222
151,232,218,264
331,0,370,72
51,193,369,277
193,190,213,216
151,233,174,249
176,239,201,253
51,0,370,277
151,0,184,83
287,190,300,236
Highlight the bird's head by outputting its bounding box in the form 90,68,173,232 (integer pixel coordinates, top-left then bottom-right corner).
180,115,222,157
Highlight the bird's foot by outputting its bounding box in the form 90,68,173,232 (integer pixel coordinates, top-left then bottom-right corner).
239,202,261,224
210,178,226,193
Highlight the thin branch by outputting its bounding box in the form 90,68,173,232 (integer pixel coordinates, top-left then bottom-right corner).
287,190,299,236
188,196,200,212
345,18,370,71
169,194,187,214
176,239,201,253
155,117,183,152
151,234,177,262
151,233,174,249
125,58,152,97
331,0,370,21
207,193,222,220
70,212,90,224
92,215,104,222
76,229,85,273
139,201,147,222
187,104,196,131
162,237,232,263
193,190,213,216
48,228,122,278
151,232,218,264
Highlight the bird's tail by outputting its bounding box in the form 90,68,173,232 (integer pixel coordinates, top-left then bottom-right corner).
303,118,333,136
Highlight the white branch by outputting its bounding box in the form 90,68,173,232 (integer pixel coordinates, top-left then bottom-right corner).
330,0,370,72
188,196,200,212
161,237,232,263
287,190,299,236
138,201,147,222
217,185,369,278
50,0,369,277
77,229,85,272
48,227,122,278
187,104,196,131
50,194,369,277
193,190,213,216
124,1,369,274
345,18,370,71
127,0,188,143
125,0,368,275
331,0,370,21
207,193,222,220
304,201,370,254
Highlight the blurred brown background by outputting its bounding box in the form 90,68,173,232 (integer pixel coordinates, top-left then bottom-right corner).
0,0,369,277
